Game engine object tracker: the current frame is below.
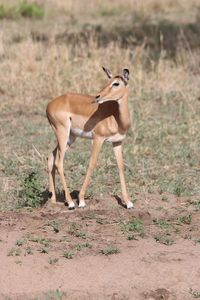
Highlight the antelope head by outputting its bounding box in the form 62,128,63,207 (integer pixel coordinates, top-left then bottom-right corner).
95,67,130,104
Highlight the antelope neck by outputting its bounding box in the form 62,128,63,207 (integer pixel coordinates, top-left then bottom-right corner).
117,94,130,132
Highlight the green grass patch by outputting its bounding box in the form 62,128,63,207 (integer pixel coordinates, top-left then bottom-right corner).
154,234,175,246
75,242,92,252
68,222,87,239
7,247,21,256
18,171,44,208
153,218,173,229
18,1,44,18
28,236,51,247
48,219,62,233
48,257,59,265
190,289,200,298
38,247,48,254
26,247,33,255
100,245,120,256
59,236,70,242
44,289,66,300
177,215,192,225
63,251,74,259
0,1,44,20
15,239,26,246
121,218,145,238
193,200,200,211
99,6,124,17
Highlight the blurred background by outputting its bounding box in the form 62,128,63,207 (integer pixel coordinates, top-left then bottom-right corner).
0,0,200,210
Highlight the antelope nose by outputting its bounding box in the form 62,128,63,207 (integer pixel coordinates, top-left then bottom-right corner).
96,95,100,101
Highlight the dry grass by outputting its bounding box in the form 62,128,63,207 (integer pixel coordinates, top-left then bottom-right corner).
0,0,200,210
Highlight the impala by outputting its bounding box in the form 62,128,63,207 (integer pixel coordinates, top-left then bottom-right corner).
46,67,133,209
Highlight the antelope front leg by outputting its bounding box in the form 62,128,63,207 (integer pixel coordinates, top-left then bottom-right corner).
79,137,104,208
113,142,133,209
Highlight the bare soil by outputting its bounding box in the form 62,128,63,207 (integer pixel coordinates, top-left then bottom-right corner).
0,195,199,300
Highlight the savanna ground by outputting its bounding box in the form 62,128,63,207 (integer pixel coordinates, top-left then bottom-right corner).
0,0,200,299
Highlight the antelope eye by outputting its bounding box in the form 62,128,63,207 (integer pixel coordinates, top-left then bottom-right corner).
112,82,120,87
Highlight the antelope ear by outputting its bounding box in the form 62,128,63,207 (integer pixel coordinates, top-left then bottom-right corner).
122,68,129,84
102,66,112,79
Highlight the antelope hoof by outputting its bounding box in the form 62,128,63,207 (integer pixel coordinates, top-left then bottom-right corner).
126,201,134,209
49,192,56,204
68,202,75,210
78,200,86,208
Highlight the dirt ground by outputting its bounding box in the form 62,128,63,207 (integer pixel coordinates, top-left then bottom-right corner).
0,195,199,300
1,1,200,300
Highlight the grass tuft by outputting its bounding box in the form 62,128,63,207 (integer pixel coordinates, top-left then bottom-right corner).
100,246,120,256
121,218,145,238
18,1,44,19
63,251,74,259
7,247,21,257
18,172,44,208
0,1,44,20
190,289,200,298
154,234,174,246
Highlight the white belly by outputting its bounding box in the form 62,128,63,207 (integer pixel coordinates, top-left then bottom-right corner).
71,128,93,139
105,133,126,143
70,128,126,143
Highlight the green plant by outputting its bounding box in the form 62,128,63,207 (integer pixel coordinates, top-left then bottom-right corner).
68,222,87,239
190,289,200,298
153,218,172,229
75,242,92,251
177,215,192,225
2,157,19,176
48,257,59,265
74,231,87,239
15,239,25,246
0,4,16,19
162,238,174,246
38,247,48,254
44,289,66,300
75,244,82,251
0,1,44,20
59,236,70,242
127,234,137,240
28,236,50,247
100,246,120,256
63,251,74,259
96,218,104,224
99,6,123,17
7,247,21,256
19,172,44,208
154,234,162,242
154,234,174,245
0,5,5,19
161,195,169,202
193,200,200,210
82,242,92,248
121,218,144,237
68,222,79,233
173,183,186,197
195,239,200,244
48,220,61,233
26,247,33,255
17,1,44,18
82,212,96,220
